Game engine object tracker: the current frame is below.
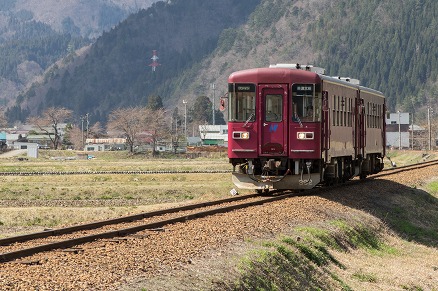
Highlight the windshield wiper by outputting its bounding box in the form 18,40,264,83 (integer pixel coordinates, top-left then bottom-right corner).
243,112,255,127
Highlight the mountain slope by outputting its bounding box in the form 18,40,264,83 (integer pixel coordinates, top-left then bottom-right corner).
2,0,160,38
0,0,160,115
15,0,261,123
179,0,438,114
9,0,438,125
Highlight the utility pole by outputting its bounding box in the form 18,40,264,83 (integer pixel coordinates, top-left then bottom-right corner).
170,115,174,152
211,83,216,125
428,107,432,151
411,99,415,150
80,113,89,150
85,113,89,139
80,116,85,149
183,100,187,144
398,111,401,150
411,112,414,150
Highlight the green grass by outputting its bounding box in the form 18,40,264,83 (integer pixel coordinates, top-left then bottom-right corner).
425,181,438,195
352,271,378,283
375,187,438,246
215,220,388,290
384,150,437,168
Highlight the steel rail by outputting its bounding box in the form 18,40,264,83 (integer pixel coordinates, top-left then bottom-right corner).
1,159,436,177
375,159,438,177
0,169,232,176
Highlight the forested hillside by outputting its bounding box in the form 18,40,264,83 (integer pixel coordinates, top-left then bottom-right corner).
0,15,88,109
0,0,159,117
313,0,438,112
0,0,159,38
6,0,438,125
10,0,261,124
183,0,438,118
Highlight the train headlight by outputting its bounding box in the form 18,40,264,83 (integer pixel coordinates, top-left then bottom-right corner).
233,131,250,139
297,132,314,140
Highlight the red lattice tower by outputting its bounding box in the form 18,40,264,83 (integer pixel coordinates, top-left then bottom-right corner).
149,50,160,72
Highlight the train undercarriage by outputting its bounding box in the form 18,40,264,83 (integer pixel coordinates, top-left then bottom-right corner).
230,154,384,192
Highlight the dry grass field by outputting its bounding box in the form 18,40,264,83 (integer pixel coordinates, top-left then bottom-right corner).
0,150,238,237
1,149,437,290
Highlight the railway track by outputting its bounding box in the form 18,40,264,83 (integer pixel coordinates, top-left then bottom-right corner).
0,169,231,176
0,158,435,177
376,158,438,176
0,192,295,263
1,159,437,264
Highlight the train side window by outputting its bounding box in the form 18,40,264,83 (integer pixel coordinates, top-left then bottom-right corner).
367,102,371,128
377,104,382,128
332,95,336,126
341,96,344,126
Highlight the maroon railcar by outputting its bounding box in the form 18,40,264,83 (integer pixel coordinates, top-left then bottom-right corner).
227,64,385,192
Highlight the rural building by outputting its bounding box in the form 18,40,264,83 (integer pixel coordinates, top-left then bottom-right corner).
386,112,410,149
11,142,39,158
26,134,52,148
85,138,127,151
198,125,228,146
187,136,202,146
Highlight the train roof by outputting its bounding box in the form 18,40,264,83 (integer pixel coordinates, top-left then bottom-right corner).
320,75,384,97
229,64,384,98
228,67,321,84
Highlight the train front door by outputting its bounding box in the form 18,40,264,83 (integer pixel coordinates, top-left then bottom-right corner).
259,84,288,156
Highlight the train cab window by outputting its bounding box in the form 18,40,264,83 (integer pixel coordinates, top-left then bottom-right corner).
292,84,320,122
228,83,256,122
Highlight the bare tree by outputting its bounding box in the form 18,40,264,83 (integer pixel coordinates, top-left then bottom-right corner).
107,107,145,153
144,108,170,155
88,122,105,138
199,122,209,141
66,126,84,150
27,107,72,149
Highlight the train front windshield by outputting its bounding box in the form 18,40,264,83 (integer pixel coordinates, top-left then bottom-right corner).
292,84,321,122
228,83,256,122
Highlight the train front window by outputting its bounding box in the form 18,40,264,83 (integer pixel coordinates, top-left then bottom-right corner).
292,84,320,122
228,83,256,122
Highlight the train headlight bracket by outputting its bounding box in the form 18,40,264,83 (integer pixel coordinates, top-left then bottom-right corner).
297,132,314,140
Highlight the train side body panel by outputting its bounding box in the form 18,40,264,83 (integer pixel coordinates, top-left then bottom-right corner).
322,79,357,162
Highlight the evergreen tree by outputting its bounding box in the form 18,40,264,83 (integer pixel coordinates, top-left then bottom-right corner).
191,95,212,124
147,95,164,111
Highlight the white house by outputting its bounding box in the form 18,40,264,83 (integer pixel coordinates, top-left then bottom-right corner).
386,112,410,148
85,138,127,151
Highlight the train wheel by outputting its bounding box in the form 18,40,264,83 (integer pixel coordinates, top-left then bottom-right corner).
257,189,270,196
